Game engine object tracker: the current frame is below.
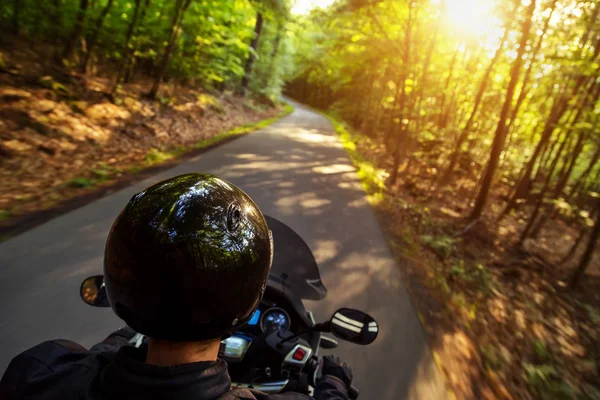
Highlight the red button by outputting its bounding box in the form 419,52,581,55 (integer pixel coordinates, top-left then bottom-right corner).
292,348,307,361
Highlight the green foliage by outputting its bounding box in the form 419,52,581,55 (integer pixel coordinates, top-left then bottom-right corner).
449,260,495,294
67,177,96,188
523,363,575,399
92,162,119,181
196,94,223,112
144,148,173,164
0,209,12,222
481,344,502,371
576,301,600,325
532,340,552,363
38,76,71,97
422,235,457,259
1,0,293,99
326,114,387,198
285,0,600,239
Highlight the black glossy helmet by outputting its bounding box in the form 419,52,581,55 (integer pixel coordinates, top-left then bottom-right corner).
104,173,273,341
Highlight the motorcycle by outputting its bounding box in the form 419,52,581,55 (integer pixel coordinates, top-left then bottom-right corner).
80,216,379,398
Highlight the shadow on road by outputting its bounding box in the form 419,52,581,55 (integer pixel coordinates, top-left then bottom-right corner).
0,102,446,399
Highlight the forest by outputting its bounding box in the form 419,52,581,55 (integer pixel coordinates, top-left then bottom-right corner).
1,0,599,398
286,0,600,398
289,0,600,285
0,0,295,223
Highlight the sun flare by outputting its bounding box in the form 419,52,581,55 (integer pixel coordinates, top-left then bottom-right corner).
292,0,336,15
444,0,503,44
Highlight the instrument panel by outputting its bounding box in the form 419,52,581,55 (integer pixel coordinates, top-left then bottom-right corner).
260,307,291,333
247,305,292,334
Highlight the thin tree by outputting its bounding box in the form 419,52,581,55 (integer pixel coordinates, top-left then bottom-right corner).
567,142,600,201
518,130,569,243
389,0,414,185
570,197,600,288
437,27,510,187
148,0,192,100
112,0,144,94
502,0,558,162
241,11,264,96
437,45,460,129
413,0,445,132
12,0,22,35
80,0,115,73
501,5,600,217
61,0,90,63
469,0,537,221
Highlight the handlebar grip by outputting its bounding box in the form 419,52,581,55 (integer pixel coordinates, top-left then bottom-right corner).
348,385,359,399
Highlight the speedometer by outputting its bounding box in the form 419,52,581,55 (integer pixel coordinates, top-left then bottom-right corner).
260,307,291,333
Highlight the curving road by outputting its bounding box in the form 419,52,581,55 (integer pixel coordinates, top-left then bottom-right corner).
0,100,446,399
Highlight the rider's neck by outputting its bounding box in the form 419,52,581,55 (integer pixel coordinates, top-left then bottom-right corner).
145,337,221,366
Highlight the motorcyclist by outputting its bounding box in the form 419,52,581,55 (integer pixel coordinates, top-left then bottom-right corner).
0,174,354,400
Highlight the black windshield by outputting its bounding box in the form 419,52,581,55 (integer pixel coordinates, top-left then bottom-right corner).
265,216,327,301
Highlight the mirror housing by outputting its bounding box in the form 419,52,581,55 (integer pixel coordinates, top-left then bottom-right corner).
80,275,110,307
329,308,378,345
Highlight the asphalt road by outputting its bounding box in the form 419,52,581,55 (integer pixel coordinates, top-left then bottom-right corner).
0,100,446,399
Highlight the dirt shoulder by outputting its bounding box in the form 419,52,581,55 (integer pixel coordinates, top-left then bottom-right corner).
327,116,600,400
0,46,289,239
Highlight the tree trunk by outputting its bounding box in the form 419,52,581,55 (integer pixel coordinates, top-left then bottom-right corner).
533,124,562,182
500,7,600,218
501,77,588,218
112,0,143,93
414,0,444,132
567,143,600,201
437,45,460,128
12,0,21,35
52,0,63,39
124,0,151,83
240,11,264,96
570,198,600,288
148,0,191,100
502,0,557,164
61,0,90,63
437,27,510,187
519,129,569,243
469,0,537,221
561,228,587,264
554,130,589,195
270,20,282,64
389,1,413,185
80,0,115,73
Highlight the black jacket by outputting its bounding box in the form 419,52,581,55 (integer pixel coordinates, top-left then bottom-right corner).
0,337,348,400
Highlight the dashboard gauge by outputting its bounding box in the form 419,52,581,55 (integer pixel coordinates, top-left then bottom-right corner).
260,307,291,333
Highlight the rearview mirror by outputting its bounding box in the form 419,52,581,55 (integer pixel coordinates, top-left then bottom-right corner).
330,308,378,345
80,275,110,307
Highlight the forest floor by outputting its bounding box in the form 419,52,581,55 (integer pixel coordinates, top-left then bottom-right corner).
0,43,287,238
327,118,600,400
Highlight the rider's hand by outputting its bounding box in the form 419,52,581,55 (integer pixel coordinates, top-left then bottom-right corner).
320,355,353,388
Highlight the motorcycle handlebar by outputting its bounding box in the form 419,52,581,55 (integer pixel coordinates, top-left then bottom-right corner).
305,356,359,399
347,385,359,399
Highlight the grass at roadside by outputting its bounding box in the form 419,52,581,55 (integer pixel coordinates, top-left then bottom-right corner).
130,103,294,172
1,103,294,231
322,115,387,201
71,103,294,185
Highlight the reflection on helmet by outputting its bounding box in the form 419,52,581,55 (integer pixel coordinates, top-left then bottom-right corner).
104,174,273,341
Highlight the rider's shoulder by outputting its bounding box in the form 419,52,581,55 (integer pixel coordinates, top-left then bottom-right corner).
0,340,99,397
11,340,88,365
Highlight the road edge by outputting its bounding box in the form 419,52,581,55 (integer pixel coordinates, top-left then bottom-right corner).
318,109,454,400
0,104,294,241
